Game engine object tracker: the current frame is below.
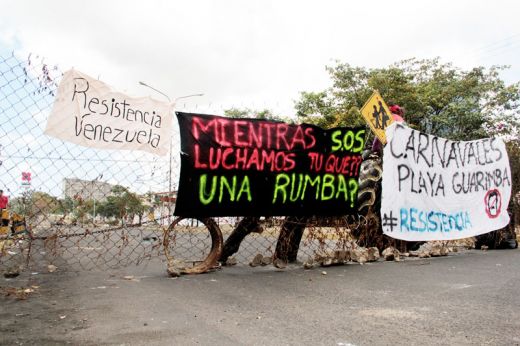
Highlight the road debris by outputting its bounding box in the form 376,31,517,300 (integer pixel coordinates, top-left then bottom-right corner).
351,247,368,264
3,271,20,278
0,285,39,300
303,257,315,269
225,257,237,266
382,247,400,261
47,264,57,273
249,254,263,267
261,255,273,266
273,258,287,269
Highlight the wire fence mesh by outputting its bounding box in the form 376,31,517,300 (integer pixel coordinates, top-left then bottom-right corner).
0,54,510,276
0,52,489,277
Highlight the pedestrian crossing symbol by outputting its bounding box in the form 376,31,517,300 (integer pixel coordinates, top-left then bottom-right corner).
360,90,394,144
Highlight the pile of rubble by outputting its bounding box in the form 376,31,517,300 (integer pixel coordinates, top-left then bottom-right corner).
238,240,476,270
225,238,478,271
303,241,467,268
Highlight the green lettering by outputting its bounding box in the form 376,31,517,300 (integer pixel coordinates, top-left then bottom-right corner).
353,129,366,153
348,178,359,207
335,174,348,200
302,175,321,200
219,176,236,203
272,173,290,203
331,130,342,152
343,131,354,151
237,176,252,202
321,174,335,200
290,173,303,202
199,174,217,205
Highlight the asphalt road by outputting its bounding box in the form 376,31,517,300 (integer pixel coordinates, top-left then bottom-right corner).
1,249,520,346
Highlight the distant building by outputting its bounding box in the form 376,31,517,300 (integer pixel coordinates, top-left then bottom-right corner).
153,191,178,204
148,191,177,225
63,178,114,201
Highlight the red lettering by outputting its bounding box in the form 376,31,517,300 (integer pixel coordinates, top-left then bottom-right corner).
320,154,363,175
352,156,363,176
304,127,316,149
324,154,337,173
335,157,343,173
218,118,232,146
308,152,323,172
194,144,208,169
263,123,275,148
194,144,312,173
246,149,261,170
340,156,351,175
249,122,263,148
192,117,217,140
191,115,343,175
234,121,249,147
274,152,286,171
290,126,307,150
221,147,235,169
284,153,296,171
276,124,290,150
235,148,248,169
208,147,221,170
261,150,276,171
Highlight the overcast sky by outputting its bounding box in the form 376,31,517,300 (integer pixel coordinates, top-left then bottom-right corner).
1,0,519,116
0,0,519,197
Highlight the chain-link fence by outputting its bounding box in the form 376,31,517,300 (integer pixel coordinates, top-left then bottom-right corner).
0,52,442,277
0,52,179,273
5,51,517,280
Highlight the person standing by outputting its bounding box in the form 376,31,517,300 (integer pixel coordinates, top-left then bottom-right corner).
371,104,406,154
0,190,8,210
0,190,8,229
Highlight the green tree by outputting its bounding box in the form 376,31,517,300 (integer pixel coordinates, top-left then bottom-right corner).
97,185,145,225
56,196,74,215
224,107,293,123
74,199,92,223
96,197,119,221
9,190,33,216
295,58,520,140
296,57,520,227
31,191,60,215
9,190,60,217
506,140,520,224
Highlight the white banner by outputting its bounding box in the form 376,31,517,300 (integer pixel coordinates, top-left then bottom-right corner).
381,123,511,241
45,69,173,156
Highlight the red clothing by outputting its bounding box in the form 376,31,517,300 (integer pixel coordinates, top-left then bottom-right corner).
0,195,8,209
392,113,404,123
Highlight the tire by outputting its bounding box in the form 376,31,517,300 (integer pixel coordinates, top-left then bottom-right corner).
164,217,223,274
355,151,424,252
357,155,383,217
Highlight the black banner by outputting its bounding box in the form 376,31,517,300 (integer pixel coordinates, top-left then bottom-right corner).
174,112,366,217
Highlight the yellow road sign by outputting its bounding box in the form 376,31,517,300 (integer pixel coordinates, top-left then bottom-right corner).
360,90,393,144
